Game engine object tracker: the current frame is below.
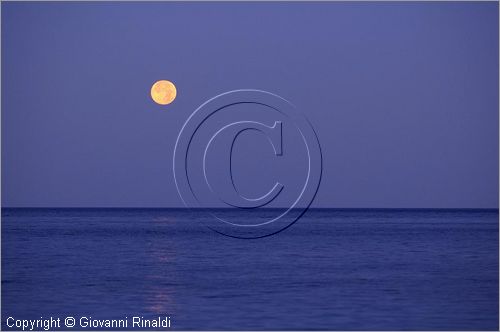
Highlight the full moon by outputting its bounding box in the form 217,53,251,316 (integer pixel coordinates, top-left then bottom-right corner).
151,80,177,105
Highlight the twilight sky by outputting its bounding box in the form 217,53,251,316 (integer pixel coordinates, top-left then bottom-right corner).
2,2,498,208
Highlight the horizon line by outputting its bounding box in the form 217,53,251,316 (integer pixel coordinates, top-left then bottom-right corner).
1,206,498,211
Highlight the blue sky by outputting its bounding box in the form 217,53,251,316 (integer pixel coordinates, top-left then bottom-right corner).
2,2,498,208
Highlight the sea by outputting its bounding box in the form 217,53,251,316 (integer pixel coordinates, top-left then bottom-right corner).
2,208,498,330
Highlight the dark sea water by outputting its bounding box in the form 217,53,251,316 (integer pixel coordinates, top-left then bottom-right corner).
2,208,498,330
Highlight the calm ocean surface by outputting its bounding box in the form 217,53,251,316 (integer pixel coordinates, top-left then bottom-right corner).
2,208,498,330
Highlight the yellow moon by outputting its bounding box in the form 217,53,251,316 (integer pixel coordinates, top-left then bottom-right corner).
151,80,177,105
